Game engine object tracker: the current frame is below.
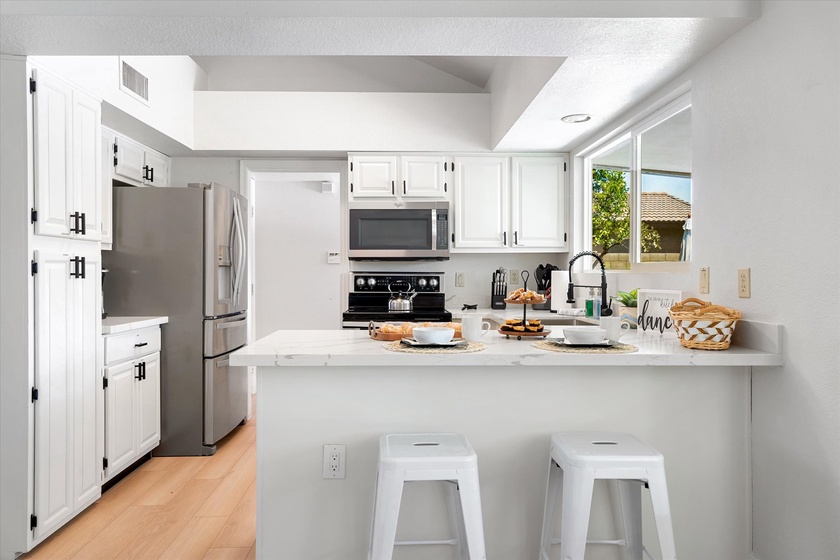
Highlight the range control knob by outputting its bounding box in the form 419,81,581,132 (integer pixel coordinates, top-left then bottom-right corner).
355,277,366,288
367,277,377,288
417,278,428,289
429,278,439,289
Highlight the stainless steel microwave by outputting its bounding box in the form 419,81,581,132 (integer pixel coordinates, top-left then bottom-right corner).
348,201,450,260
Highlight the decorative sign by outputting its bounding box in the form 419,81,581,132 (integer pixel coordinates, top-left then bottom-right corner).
637,290,683,334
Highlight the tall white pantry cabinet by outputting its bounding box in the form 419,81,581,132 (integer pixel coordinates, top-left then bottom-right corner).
0,56,104,558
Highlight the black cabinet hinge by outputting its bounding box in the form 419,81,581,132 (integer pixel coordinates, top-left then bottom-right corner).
29,79,36,94
103,457,108,469
103,377,108,389
30,208,37,223
31,260,38,276
30,514,37,530
113,142,118,166
31,387,38,402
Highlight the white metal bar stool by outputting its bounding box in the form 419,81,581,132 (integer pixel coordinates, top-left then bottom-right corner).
539,432,677,560
369,433,487,560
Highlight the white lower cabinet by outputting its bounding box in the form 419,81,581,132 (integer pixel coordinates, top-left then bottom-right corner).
32,248,102,541
103,327,161,481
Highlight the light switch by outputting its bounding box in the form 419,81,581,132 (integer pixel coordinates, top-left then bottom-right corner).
699,267,710,294
327,252,340,264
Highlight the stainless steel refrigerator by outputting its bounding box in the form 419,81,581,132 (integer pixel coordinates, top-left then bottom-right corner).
104,182,248,456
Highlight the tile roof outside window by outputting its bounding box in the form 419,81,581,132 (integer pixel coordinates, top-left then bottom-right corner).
641,192,691,222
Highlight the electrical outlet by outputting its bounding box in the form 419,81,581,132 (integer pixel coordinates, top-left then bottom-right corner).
455,273,465,287
323,444,346,479
699,267,710,294
738,268,751,298
510,270,519,284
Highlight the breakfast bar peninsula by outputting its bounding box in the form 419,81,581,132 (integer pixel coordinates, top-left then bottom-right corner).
230,325,781,559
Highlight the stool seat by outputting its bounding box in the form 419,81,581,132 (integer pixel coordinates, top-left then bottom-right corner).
551,431,665,469
370,433,486,560
540,431,677,560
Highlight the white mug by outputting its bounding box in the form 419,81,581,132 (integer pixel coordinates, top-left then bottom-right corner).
600,316,630,341
461,315,491,342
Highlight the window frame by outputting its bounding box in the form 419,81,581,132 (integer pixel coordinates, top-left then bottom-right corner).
579,90,692,273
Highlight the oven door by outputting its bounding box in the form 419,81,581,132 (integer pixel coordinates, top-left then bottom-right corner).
348,202,449,260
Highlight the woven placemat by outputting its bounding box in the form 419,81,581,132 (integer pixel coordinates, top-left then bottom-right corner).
532,340,639,354
384,340,486,354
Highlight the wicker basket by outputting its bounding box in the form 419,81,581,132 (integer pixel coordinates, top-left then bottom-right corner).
669,298,742,350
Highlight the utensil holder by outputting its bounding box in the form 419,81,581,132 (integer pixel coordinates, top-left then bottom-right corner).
532,290,550,310
491,293,507,309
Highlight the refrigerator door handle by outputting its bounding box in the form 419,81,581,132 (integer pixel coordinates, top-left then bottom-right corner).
216,317,247,330
232,197,247,309
228,200,238,309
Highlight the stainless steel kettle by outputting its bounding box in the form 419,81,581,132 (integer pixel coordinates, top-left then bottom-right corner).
388,281,417,313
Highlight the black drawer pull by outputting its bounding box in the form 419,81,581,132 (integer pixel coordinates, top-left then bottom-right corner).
134,342,148,347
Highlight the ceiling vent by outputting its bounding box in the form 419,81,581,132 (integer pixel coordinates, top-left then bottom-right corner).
120,59,149,104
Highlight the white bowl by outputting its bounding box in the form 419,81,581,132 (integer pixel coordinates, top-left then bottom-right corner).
413,327,455,344
562,326,607,345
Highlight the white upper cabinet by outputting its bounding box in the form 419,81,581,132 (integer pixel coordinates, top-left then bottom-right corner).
349,154,451,200
349,155,398,198
401,155,448,198
510,156,567,249
32,68,102,241
112,133,171,188
100,128,114,248
453,154,567,252
453,156,510,248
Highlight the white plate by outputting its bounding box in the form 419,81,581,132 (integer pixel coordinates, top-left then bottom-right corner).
401,338,467,347
552,338,615,348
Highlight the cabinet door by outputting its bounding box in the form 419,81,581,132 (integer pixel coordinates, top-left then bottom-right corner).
454,157,509,248
350,155,397,197
73,251,101,507
105,360,138,478
72,90,102,241
401,156,447,198
113,135,145,184
136,352,161,453
33,251,75,539
511,157,567,249
143,150,170,187
32,69,74,239
101,129,114,246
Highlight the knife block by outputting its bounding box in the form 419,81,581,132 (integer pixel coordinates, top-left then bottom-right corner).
491,294,507,309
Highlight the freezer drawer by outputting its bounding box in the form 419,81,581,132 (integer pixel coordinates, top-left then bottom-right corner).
204,313,247,357
203,354,247,446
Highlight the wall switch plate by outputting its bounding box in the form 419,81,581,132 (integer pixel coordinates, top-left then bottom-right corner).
738,268,751,298
699,267,710,294
327,252,340,264
455,273,465,287
510,270,519,284
323,444,346,479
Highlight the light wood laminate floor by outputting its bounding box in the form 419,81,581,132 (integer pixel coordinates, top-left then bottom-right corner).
23,408,256,560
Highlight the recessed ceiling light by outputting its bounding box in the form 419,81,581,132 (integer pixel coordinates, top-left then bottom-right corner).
561,114,592,123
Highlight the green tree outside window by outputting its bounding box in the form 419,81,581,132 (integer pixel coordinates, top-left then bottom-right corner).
592,168,660,258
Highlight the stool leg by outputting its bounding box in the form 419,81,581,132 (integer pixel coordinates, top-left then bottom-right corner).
369,468,405,560
646,469,676,560
456,468,487,560
446,481,469,560
617,480,643,560
558,468,595,560
539,459,564,559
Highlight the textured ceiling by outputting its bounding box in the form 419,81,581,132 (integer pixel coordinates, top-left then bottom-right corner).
0,1,760,152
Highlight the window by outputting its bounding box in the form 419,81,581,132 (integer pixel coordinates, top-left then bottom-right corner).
584,94,692,270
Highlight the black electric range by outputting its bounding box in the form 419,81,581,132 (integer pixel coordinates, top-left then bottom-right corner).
342,272,452,329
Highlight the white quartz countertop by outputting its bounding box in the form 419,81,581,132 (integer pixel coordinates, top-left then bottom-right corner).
231,322,783,368
102,316,169,334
